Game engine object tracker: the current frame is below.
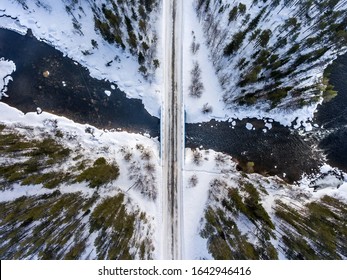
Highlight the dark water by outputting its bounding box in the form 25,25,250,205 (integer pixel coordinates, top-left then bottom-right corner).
0,29,160,137
186,54,347,182
1,28,346,182
315,54,347,171
186,119,322,182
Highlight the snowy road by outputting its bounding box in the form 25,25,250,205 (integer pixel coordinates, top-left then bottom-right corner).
161,0,184,260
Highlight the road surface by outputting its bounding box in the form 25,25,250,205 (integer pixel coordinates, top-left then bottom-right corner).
161,0,184,260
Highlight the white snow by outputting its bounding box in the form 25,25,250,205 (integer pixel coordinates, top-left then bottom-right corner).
304,122,313,132
36,107,42,114
314,174,343,188
1,0,347,260
245,122,253,130
0,0,330,131
0,183,55,203
104,90,111,97
300,164,347,192
0,14,27,34
182,0,226,124
183,148,223,259
0,57,16,99
265,122,273,130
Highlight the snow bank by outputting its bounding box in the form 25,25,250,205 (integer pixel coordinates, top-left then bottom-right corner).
0,57,16,99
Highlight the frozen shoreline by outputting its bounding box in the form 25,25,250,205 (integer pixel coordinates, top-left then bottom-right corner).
0,57,16,99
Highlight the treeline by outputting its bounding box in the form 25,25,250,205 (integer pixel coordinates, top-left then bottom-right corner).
0,191,154,259
201,173,347,259
201,179,278,260
0,124,154,259
196,0,347,109
93,0,160,80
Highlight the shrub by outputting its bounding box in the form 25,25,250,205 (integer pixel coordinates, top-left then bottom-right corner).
229,6,238,22
188,175,198,188
76,158,119,188
189,62,204,97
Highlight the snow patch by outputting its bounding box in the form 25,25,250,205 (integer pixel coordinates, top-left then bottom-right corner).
0,57,16,98
265,122,272,130
245,123,253,130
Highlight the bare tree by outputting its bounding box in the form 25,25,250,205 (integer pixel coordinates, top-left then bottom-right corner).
189,61,204,98
192,149,203,165
215,153,227,165
191,32,201,54
141,148,152,161
120,146,133,162
188,174,199,188
202,103,213,114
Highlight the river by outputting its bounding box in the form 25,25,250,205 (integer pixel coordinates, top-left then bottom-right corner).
0,28,160,137
186,55,347,183
1,27,346,183
315,55,347,172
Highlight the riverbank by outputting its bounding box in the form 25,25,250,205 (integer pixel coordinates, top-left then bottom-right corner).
0,28,160,137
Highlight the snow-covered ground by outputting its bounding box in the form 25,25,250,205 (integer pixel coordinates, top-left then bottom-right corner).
183,148,347,259
0,99,162,258
0,102,162,192
182,1,225,124
0,3,166,258
182,0,347,130
0,58,16,99
0,1,162,118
